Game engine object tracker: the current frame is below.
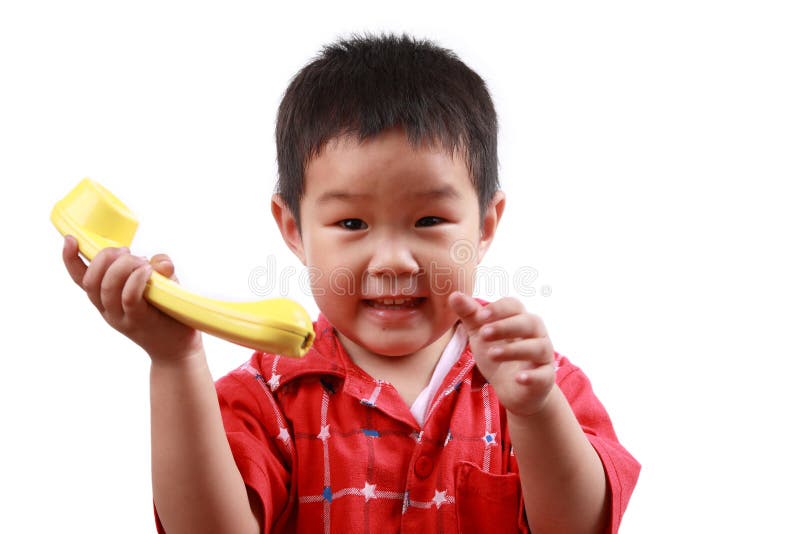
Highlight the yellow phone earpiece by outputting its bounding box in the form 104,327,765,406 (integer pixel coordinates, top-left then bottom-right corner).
52,178,314,357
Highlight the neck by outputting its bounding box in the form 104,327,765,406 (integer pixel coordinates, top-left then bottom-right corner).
337,325,456,405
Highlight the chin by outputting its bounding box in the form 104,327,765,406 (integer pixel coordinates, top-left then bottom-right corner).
350,329,431,357
362,339,425,357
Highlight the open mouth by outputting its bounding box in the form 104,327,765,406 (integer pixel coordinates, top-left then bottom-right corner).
364,297,426,309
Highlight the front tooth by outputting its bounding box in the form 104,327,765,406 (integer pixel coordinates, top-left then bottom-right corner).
378,298,409,305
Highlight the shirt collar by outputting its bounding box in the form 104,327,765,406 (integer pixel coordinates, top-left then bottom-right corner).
259,312,478,394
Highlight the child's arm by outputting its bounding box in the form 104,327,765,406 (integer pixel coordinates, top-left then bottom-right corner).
449,292,608,534
149,349,262,534
62,237,262,534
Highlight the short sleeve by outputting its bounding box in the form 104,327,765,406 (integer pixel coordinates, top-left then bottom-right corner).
153,363,294,534
556,356,640,534
215,369,295,532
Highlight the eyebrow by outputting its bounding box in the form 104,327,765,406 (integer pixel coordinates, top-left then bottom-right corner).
317,185,461,204
317,191,372,203
413,185,461,201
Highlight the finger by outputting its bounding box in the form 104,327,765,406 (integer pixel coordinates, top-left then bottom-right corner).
514,365,555,395
475,297,526,323
486,337,553,365
82,247,129,312
448,291,487,334
480,313,549,342
120,261,153,319
62,235,88,286
149,253,178,282
100,254,149,318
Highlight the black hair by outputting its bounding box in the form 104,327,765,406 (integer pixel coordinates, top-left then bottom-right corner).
276,33,498,226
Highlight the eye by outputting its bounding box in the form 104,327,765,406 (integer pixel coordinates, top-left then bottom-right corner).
415,216,444,228
338,218,368,230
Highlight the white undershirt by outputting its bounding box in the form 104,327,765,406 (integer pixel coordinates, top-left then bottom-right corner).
409,324,468,426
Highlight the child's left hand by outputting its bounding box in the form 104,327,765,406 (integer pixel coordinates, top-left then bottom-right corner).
449,292,555,417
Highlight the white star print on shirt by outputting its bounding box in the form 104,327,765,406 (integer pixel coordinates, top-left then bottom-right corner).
361,482,377,502
267,373,281,390
432,489,448,509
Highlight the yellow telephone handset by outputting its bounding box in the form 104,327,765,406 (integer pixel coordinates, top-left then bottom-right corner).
51,178,314,357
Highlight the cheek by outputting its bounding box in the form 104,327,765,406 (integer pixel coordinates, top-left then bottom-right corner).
305,233,361,267
304,252,363,299
427,265,471,297
303,247,337,279
304,262,359,299
423,244,480,295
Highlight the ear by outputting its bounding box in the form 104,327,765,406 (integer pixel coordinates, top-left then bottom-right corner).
477,191,506,263
271,194,307,265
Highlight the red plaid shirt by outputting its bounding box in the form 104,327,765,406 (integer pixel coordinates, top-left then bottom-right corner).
156,314,639,533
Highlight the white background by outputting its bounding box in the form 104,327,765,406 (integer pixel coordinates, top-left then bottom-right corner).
1,1,798,532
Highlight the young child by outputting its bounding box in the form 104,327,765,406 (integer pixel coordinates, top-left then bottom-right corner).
62,34,639,533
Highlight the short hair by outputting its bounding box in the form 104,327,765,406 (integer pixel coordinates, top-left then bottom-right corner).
275,33,499,228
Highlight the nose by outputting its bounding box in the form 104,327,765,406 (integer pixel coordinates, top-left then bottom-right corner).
366,236,420,277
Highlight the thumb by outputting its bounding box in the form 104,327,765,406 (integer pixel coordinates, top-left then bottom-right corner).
448,291,486,335
149,253,179,282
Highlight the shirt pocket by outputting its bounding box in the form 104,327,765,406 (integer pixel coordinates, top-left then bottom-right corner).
454,461,529,533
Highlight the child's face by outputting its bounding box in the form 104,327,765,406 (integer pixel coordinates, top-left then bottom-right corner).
274,127,503,358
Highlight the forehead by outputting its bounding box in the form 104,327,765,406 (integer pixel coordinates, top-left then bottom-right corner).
303,128,476,202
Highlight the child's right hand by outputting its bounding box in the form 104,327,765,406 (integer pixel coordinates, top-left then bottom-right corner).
62,235,204,364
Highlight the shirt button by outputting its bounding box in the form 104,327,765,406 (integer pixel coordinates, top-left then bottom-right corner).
414,455,434,479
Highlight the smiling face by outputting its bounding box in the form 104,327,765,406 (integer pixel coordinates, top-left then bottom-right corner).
273,127,504,366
